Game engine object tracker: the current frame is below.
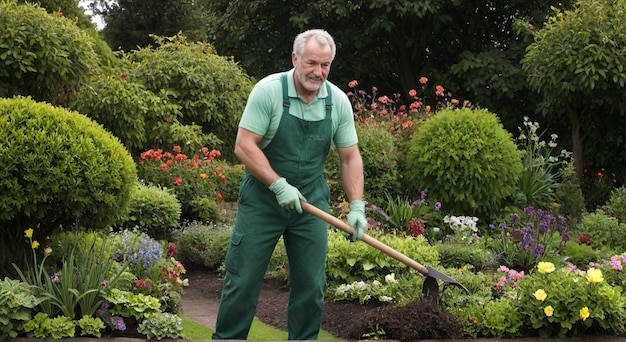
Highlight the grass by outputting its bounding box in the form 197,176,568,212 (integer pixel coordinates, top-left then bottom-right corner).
180,314,337,340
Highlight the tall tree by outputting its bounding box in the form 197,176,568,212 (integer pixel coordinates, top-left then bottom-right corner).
521,0,626,181
93,0,209,51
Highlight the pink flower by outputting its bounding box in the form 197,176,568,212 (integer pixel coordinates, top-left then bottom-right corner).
348,80,358,88
173,145,182,153
497,265,510,273
419,77,428,84
408,89,417,97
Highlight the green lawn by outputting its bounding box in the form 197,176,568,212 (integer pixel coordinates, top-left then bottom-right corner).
180,314,337,340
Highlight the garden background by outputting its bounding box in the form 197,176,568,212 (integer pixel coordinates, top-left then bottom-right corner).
2,0,626,340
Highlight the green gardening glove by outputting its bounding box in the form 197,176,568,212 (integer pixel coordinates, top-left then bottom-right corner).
346,200,367,242
269,177,306,214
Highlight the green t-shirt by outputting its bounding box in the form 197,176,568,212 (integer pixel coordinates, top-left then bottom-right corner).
239,69,358,149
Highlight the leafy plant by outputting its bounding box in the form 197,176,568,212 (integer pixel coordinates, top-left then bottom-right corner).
171,221,232,269
579,209,626,252
117,183,181,240
0,277,39,340
137,312,183,340
77,315,105,337
606,186,626,224
23,312,75,339
104,289,161,321
405,107,522,220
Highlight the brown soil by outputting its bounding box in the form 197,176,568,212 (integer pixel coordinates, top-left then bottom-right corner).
192,267,463,340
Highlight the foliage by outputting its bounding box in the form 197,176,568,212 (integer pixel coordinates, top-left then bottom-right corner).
136,146,226,221
0,1,98,104
578,209,626,252
521,0,626,182
514,117,572,209
126,34,254,161
0,277,39,340
488,207,569,272
451,297,525,338
137,312,183,340
516,263,626,337
405,107,522,220
436,242,498,271
13,229,124,320
22,312,75,339
605,186,626,224
0,97,137,277
68,71,185,157
553,161,585,227
213,163,245,203
325,230,439,287
103,289,161,321
117,183,181,241
563,241,600,268
598,252,626,288
95,0,209,52
171,222,232,270
76,315,105,337
582,167,618,210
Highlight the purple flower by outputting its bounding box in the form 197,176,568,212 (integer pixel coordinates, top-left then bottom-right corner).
434,202,441,211
562,233,570,242
113,316,126,331
524,206,534,215
510,213,520,223
533,244,544,257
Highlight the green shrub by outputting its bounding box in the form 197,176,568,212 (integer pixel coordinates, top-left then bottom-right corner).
0,97,137,277
436,241,498,271
126,34,254,161
171,222,232,270
117,184,181,240
326,122,402,203
563,241,600,267
606,186,626,224
553,161,585,227
579,209,626,252
137,312,183,340
0,1,97,103
214,163,245,203
68,72,189,157
450,298,524,338
405,107,522,220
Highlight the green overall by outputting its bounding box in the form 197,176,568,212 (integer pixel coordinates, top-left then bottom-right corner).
213,73,333,340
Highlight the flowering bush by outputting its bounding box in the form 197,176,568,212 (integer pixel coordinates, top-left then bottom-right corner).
516,262,626,337
444,215,479,244
329,273,421,305
137,146,226,221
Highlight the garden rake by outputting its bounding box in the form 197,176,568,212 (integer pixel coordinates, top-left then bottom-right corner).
301,201,470,298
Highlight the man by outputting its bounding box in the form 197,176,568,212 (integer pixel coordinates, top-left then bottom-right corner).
212,29,367,340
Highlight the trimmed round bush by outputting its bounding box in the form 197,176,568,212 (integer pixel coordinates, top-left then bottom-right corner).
0,97,137,274
117,184,182,240
405,107,522,219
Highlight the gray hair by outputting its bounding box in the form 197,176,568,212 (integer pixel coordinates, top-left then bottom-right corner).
293,29,336,61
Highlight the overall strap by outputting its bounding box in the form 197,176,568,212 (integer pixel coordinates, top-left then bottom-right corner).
325,83,332,116
281,73,290,113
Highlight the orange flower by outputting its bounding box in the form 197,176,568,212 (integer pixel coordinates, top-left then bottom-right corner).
451,98,459,106
216,193,223,202
419,77,428,84
199,173,207,179
425,105,431,112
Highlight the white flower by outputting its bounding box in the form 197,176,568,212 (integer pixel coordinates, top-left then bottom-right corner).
372,280,382,287
182,278,189,287
385,273,397,284
379,295,393,303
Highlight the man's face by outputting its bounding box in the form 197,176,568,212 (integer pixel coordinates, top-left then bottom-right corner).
292,39,333,93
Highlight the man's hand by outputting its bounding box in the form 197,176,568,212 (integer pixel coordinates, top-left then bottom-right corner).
346,200,367,242
269,177,306,214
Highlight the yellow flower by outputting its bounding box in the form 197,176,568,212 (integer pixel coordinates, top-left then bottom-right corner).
537,262,555,274
533,289,547,301
544,305,554,317
586,268,604,283
580,307,590,320
199,173,207,179
31,240,40,249
24,228,34,238
44,247,53,255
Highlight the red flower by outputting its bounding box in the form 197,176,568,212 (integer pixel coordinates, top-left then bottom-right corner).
173,177,183,185
216,193,223,202
173,146,182,153
348,80,358,88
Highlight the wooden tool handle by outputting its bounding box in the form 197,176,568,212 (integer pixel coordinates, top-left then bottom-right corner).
301,201,429,275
